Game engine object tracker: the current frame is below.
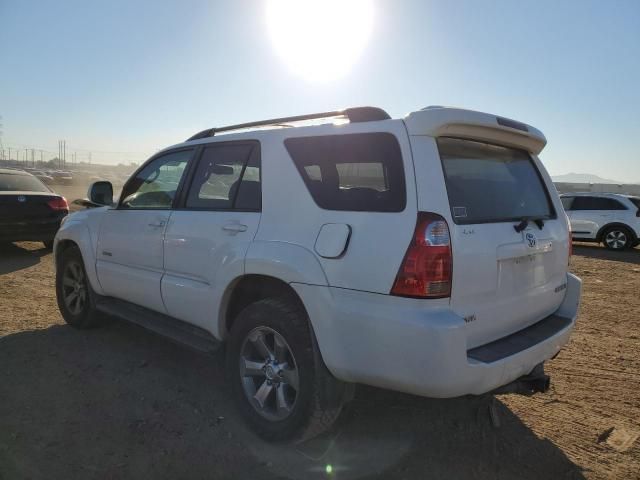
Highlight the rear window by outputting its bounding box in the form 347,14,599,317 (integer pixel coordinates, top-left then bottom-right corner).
437,137,555,224
0,172,49,192
284,133,406,212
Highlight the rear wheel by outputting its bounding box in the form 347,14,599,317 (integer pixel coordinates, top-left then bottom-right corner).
56,246,105,328
226,297,352,443
602,226,632,251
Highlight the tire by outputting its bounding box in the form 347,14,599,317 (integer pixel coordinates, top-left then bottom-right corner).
226,297,353,443
43,240,54,250
55,246,105,329
601,226,633,251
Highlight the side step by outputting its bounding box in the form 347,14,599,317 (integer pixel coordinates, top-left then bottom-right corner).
96,298,221,354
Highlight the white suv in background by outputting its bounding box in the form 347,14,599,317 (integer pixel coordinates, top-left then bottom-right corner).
54,106,581,442
561,193,640,250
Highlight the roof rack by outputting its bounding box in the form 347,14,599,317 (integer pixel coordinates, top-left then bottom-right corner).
186,106,390,142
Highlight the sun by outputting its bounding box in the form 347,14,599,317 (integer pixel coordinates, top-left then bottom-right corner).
266,0,375,82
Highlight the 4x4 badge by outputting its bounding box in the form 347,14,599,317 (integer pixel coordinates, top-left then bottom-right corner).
525,232,537,248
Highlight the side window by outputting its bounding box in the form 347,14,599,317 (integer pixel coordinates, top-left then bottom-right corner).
185,143,261,210
601,198,627,210
571,197,595,210
120,150,192,209
284,133,406,212
561,197,574,211
571,197,627,211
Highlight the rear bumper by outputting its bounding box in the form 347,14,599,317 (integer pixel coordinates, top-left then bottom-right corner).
0,216,65,242
293,273,581,398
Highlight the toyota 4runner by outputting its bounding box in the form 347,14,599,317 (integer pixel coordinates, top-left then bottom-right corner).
54,106,581,442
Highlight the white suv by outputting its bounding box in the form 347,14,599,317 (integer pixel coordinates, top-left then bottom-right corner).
54,106,581,442
560,193,640,250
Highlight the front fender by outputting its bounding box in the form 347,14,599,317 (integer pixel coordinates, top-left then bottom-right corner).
54,216,104,295
244,241,328,286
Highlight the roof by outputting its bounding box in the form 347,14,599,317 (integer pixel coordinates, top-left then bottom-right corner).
0,167,31,176
168,106,547,155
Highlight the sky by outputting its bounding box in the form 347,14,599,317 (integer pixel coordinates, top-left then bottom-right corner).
1,0,639,180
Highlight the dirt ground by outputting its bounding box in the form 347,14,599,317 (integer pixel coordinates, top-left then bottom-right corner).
0,240,639,480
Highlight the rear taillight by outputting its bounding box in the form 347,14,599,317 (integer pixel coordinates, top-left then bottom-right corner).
47,197,68,211
391,212,452,298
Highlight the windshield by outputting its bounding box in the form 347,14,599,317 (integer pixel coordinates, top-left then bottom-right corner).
628,197,640,209
437,137,555,225
0,172,50,192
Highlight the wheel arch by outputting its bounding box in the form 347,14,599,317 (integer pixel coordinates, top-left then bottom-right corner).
54,222,104,295
220,274,309,339
596,222,637,243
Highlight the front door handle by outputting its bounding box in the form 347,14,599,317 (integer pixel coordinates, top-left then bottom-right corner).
222,223,248,233
148,220,166,228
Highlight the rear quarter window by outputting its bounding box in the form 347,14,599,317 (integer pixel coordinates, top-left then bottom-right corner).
284,133,406,212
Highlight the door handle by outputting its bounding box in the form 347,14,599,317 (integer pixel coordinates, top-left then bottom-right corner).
222,223,248,233
148,220,166,228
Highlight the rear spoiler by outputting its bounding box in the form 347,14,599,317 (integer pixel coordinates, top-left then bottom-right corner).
403,107,547,154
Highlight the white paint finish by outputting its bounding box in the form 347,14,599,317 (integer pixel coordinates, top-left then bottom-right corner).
404,107,546,154
464,160,565,348
293,273,580,398
96,209,170,312
161,210,259,333
563,193,640,240
314,223,351,258
54,106,582,401
96,260,168,313
244,240,328,286
410,136,570,348
54,218,103,295
254,119,417,294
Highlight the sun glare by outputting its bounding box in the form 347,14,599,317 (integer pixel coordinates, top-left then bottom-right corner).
266,0,374,82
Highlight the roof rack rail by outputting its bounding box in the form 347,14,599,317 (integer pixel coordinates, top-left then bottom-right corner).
186,106,390,142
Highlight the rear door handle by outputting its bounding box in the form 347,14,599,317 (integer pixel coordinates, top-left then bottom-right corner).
222,223,248,233
148,220,166,228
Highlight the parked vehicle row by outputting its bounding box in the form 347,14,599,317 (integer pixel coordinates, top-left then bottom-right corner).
53,106,581,442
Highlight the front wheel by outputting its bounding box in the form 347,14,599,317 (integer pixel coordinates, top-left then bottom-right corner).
226,297,352,443
56,246,105,328
602,227,632,251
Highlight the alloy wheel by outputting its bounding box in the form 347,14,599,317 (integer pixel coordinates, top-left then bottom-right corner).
62,260,87,315
239,326,299,421
605,230,627,250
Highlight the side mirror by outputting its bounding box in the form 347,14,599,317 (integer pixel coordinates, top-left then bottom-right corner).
88,181,114,206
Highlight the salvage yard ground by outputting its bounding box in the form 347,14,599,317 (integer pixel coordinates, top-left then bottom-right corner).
0,241,638,480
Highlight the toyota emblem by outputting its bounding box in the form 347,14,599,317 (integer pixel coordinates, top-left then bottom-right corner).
17,195,26,203
525,232,537,248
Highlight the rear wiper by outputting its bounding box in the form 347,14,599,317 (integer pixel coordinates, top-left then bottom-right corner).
514,217,545,233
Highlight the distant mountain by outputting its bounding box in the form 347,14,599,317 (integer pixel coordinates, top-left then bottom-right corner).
552,172,625,184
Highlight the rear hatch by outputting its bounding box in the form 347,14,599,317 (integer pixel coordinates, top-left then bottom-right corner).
436,137,569,348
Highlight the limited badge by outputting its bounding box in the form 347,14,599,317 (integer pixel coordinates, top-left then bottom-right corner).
525,231,537,248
